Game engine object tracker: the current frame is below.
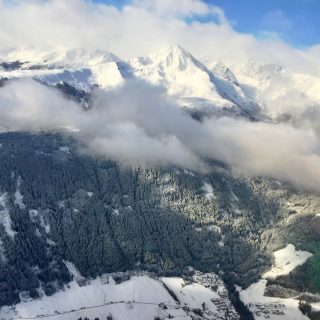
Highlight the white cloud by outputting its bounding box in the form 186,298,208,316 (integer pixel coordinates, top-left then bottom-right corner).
2,79,320,191
133,0,210,18
0,79,80,132
1,1,320,191
132,0,228,24
0,0,319,75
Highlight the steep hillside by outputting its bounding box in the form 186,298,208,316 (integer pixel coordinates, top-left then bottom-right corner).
0,132,319,318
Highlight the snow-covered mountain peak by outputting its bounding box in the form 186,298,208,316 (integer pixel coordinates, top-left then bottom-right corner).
0,45,262,117
232,59,320,120
239,60,291,82
146,45,198,71
125,46,261,115
128,45,239,110
2,47,121,69
209,60,239,85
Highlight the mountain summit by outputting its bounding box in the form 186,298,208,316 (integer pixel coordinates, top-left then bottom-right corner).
7,45,320,120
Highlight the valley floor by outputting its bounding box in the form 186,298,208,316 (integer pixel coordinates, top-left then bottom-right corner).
0,244,316,320
238,244,313,320
0,271,238,320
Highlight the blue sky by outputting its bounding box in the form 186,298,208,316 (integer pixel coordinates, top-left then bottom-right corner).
209,0,319,47
92,0,319,47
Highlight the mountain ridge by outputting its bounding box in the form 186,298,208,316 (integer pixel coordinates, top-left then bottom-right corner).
0,45,262,118
1,45,320,124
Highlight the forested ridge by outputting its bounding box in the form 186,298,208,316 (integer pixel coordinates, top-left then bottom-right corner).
0,132,319,308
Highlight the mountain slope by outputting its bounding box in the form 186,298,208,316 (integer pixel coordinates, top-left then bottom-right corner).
128,46,229,108
127,46,260,116
0,46,261,117
0,132,319,315
1,47,120,69
2,45,320,319
3,46,320,123
234,60,320,121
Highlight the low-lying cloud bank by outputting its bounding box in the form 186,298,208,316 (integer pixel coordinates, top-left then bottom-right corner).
1,79,320,192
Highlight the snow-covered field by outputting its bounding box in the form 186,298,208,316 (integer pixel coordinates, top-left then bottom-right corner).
263,244,313,279
238,244,313,320
0,275,184,320
162,272,239,319
0,271,237,320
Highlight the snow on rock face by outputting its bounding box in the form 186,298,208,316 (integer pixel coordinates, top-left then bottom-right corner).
203,60,261,113
10,61,125,92
36,69,93,92
0,192,17,238
14,176,25,210
29,209,51,234
202,182,215,200
209,60,239,85
35,63,124,93
234,60,320,119
64,261,84,282
238,244,312,320
128,46,236,111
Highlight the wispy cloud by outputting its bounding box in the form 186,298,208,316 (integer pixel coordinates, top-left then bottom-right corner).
262,9,294,32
